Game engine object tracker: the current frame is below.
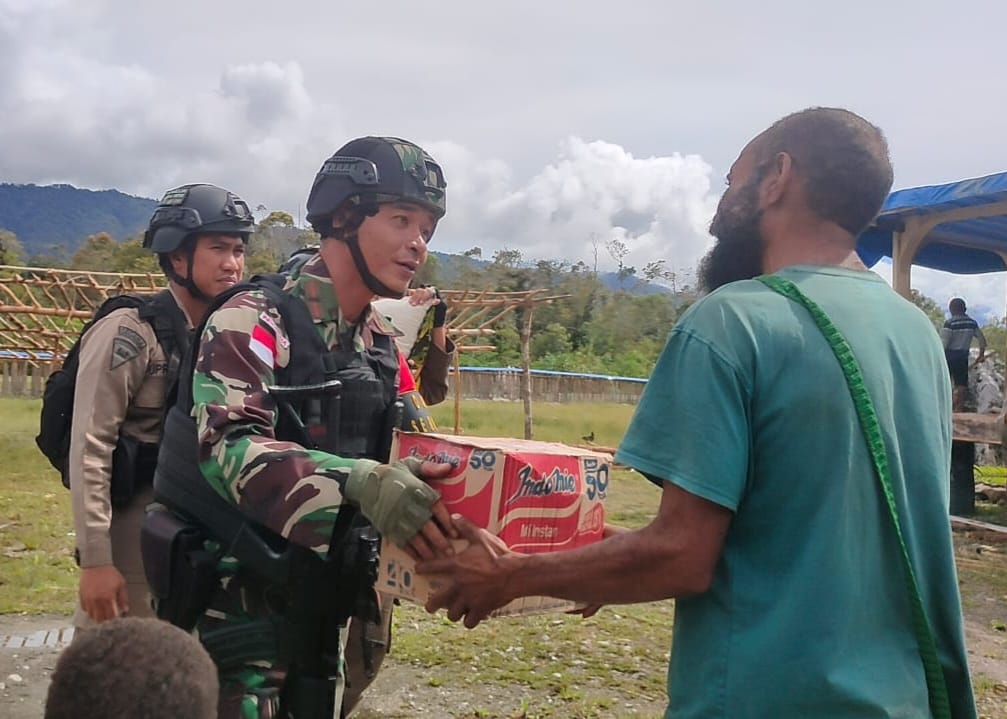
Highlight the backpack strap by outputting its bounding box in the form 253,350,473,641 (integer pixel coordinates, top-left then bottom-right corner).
174,274,326,415
756,273,951,719
138,290,190,362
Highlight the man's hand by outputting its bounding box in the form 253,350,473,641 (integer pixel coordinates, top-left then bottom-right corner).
345,457,458,560
417,515,517,628
407,287,447,327
79,565,128,622
407,287,439,306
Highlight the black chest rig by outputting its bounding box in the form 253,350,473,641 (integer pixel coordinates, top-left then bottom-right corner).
145,275,401,620
268,304,401,462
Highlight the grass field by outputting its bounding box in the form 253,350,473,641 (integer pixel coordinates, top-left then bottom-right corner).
0,397,644,614
2,397,1005,717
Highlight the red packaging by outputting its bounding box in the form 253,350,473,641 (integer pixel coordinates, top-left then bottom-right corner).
376,431,611,617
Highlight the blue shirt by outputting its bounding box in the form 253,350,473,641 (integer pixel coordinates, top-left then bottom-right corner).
616,266,975,719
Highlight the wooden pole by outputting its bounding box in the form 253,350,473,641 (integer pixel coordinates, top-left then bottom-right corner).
520,301,535,440
452,349,462,435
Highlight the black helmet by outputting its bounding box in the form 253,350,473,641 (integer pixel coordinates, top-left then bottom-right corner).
143,183,254,253
305,137,447,300
305,136,446,232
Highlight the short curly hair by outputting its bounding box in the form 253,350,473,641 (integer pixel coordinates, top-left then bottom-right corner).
754,107,894,236
45,618,218,719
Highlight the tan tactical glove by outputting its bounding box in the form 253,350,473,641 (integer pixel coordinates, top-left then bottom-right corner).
345,457,440,546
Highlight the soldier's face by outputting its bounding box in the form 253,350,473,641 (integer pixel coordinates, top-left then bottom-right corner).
358,202,434,295
183,234,246,298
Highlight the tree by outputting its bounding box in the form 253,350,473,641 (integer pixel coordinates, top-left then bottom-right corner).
0,229,25,265
244,244,280,276
414,253,441,287
112,236,159,273
909,289,945,331
981,318,1006,361
28,243,71,268
531,322,572,359
605,238,636,284
260,210,295,228
72,232,118,271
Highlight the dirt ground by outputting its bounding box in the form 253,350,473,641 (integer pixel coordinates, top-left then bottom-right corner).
1,612,653,719
3,527,1007,719
2,616,1003,719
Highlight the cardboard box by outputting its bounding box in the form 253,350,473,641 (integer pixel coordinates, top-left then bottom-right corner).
377,431,611,617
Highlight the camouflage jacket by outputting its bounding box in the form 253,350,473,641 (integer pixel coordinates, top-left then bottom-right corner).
192,253,400,557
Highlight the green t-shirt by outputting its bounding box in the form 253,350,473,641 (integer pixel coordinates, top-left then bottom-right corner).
616,266,976,719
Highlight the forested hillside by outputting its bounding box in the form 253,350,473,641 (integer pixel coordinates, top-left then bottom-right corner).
3,182,992,379
0,183,157,261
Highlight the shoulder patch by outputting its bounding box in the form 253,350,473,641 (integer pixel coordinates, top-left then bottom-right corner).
258,311,289,349
110,335,142,370
249,324,277,369
117,325,147,350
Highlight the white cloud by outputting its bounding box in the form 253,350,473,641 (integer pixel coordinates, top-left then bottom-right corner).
220,61,314,131
430,137,718,277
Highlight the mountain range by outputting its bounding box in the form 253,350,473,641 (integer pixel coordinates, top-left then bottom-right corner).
0,183,158,258
0,182,672,295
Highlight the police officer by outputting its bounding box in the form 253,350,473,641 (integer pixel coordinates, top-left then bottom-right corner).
71,184,252,629
173,137,456,718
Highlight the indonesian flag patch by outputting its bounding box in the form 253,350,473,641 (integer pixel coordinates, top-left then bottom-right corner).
249,323,277,368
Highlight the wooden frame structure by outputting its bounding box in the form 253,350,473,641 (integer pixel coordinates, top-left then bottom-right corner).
0,265,164,358
439,288,569,438
0,265,568,437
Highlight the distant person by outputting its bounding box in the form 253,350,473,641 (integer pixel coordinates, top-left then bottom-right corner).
45,617,218,719
409,286,455,405
941,297,987,411
418,107,977,718
68,184,252,628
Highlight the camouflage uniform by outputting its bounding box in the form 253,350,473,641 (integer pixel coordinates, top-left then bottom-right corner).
70,289,191,629
191,252,400,718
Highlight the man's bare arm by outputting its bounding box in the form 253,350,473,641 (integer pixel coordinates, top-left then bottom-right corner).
418,481,732,626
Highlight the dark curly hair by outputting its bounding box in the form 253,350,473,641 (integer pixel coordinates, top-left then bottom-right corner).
754,107,894,236
45,618,218,719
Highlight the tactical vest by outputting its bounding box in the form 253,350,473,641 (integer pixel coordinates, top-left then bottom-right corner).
146,274,401,616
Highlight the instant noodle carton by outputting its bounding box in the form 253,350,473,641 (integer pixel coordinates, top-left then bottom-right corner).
376,431,611,617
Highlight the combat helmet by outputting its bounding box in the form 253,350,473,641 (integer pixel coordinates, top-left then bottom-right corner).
144,183,254,253
305,137,446,297
144,183,254,299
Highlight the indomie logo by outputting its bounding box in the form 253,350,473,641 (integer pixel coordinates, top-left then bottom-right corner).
407,445,461,469
506,464,577,505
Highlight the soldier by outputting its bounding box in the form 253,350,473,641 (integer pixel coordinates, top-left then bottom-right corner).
150,136,457,718
70,184,252,629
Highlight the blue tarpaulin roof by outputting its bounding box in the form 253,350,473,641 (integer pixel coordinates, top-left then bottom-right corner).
857,172,1007,274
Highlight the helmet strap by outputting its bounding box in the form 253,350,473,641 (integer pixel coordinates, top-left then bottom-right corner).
163,245,211,303
343,234,403,299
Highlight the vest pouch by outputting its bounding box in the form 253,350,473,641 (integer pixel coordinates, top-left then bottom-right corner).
324,373,389,459
110,434,160,509
140,503,219,631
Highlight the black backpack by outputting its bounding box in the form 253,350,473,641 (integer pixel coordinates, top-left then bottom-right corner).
36,290,190,488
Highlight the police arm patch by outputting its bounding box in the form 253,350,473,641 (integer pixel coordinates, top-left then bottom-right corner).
109,336,142,370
